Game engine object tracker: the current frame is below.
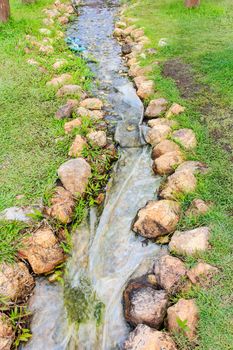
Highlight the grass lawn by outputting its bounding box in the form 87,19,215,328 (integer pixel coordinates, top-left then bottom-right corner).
124,1,233,349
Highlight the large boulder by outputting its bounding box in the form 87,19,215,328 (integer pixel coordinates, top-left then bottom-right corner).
19,226,65,274
46,186,75,224
123,324,177,350
133,200,181,239
159,169,197,200
154,255,187,294
57,158,91,196
80,98,103,110
152,151,184,175
137,81,154,100
145,98,168,118
172,129,197,150
0,313,15,350
186,199,210,217
151,140,180,159
87,130,107,148
187,262,219,287
145,125,171,146
123,281,168,328
0,262,34,301
167,299,199,340
69,135,87,157
169,227,210,256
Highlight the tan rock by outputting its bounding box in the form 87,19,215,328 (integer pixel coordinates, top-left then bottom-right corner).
137,81,154,99
64,118,82,134
167,299,199,340
39,28,51,35
186,199,210,217
133,75,147,88
115,21,127,29
69,135,87,157
187,262,219,287
159,169,197,200
80,98,103,110
44,9,59,18
42,18,54,26
58,158,91,196
53,59,67,70
166,103,185,118
55,99,78,119
176,161,208,175
151,140,180,159
145,98,168,118
127,58,137,68
123,25,136,36
148,118,177,128
123,324,177,350
169,227,210,256
133,200,181,239
145,125,171,146
19,227,65,274
152,151,184,175
113,28,125,38
131,28,144,41
47,186,75,224
56,84,83,98
58,16,69,25
39,45,54,54
0,313,15,350
154,255,187,294
87,130,107,147
172,128,197,150
123,282,168,328
27,58,39,66
76,107,104,120
0,262,34,301
128,65,152,78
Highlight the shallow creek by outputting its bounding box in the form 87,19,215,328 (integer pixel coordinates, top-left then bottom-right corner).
23,1,161,349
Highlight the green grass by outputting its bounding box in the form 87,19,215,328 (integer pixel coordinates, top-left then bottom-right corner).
124,1,233,349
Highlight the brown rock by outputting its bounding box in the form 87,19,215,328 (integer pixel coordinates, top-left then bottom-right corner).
169,227,210,256
47,186,75,224
123,25,136,36
87,130,107,147
152,151,184,175
64,118,82,134
127,58,137,68
166,103,185,118
176,161,208,175
145,98,168,118
172,128,197,150
42,18,54,26
154,255,187,294
159,169,197,200
187,262,218,287
128,65,152,78
133,75,147,89
148,118,177,128
0,313,15,350
133,200,181,239
39,45,54,54
53,59,67,70
167,299,199,340
0,262,34,301
131,28,144,41
58,158,91,196
151,140,180,159
122,44,132,55
124,325,177,350
56,84,83,98
58,16,69,25
75,107,104,120
186,199,210,217
113,28,125,38
19,227,65,274
55,99,78,119
145,125,171,146
137,81,154,99
124,282,168,328
69,135,87,157
80,98,103,110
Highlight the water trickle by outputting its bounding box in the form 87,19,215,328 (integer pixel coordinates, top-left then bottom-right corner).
23,1,162,349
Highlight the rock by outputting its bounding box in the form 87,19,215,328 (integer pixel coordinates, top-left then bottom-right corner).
176,161,208,175
76,107,104,120
122,44,132,55
39,45,54,54
133,200,181,239
166,103,185,118
138,36,151,45
154,255,187,294
0,262,34,301
68,135,87,157
187,262,218,287
53,59,67,70
151,140,180,159
44,9,59,18
133,75,147,89
127,58,137,68
46,73,72,88
0,313,15,350
145,98,168,118
39,28,51,35
58,16,69,25
57,158,91,196
148,118,177,129
167,299,199,340
123,325,177,350
87,130,107,148
131,28,144,41
128,65,152,78
47,186,75,224
56,85,83,98
152,151,184,175
19,226,65,274
123,25,136,36
159,169,197,200
158,38,168,47
137,81,154,99
123,282,168,328
27,58,39,65
55,99,78,119
186,199,210,217
113,28,124,38
42,18,54,26
169,227,210,256
145,125,171,146
64,118,82,134
172,128,197,150
115,21,127,29
80,98,103,110
0,206,39,223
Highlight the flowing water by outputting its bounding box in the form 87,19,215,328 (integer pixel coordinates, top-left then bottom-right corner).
23,1,162,349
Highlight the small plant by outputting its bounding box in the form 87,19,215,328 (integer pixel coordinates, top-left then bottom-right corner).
176,317,190,334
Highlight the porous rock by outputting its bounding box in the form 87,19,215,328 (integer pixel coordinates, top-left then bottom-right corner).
137,80,154,100
68,135,87,157
145,98,168,118
47,186,75,224
87,130,107,148
145,125,171,146
151,139,180,159
0,313,15,350
55,99,78,119
64,118,82,134
172,128,197,150
80,98,103,110
152,151,184,175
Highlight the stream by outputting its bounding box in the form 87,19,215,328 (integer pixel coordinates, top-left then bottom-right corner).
23,1,161,349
